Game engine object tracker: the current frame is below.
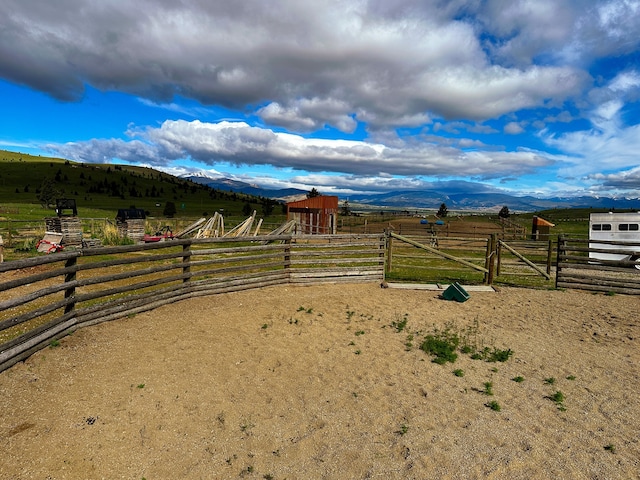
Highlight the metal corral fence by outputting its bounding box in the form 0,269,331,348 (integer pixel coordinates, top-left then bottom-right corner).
0,233,384,373
556,235,640,295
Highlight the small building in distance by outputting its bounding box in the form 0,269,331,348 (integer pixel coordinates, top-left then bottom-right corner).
287,196,339,234
531,216,555,241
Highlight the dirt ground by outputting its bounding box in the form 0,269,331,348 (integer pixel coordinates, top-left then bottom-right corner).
1,283,638,479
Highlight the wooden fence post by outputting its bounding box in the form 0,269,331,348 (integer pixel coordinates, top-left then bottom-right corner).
484,234,497,285
555,235,564,289
64,256,77,314
182,242,191,283
385,230,393,273
284,236,291,277
546,238,553,275
0,234,3,263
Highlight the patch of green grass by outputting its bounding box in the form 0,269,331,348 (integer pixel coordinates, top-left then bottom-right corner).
544,377,556,385
261,323,269,329
420,322,460,364
404,333,414,350
486,400,501,411
549,390,566,410
486,348,513,363
604,444,616,454
355,330,365,336
137,383,145,389
391,313,409,333
453,369,464,377
566,375,576,381
512,376,525,383
49,339,60,348
483,382,494,396
397,424,409,436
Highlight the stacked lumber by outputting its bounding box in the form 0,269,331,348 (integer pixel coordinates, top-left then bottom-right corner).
117,219,145,242
44,217,83,246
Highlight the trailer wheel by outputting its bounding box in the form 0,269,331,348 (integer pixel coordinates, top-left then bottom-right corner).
631,255,640,270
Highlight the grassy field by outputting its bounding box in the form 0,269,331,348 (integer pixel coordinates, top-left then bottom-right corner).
0,149,284,220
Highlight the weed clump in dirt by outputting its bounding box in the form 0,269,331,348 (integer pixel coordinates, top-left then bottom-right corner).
420,323,460,364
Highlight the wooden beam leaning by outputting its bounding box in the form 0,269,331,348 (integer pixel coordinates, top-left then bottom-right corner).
498,240,551,280
389,232,488,273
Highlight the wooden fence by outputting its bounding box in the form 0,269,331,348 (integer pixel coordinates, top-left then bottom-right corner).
497,239,553,280
385,232,492,284
556,236,640,295
385,232,556,286
0,233,385,373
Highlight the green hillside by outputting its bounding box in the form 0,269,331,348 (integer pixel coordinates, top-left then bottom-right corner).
0,149,284,221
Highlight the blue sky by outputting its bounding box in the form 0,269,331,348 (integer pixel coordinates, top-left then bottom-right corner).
1,0,639,199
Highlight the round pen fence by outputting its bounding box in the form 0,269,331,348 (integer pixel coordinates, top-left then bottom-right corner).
3,232,638,373
0,234,385,373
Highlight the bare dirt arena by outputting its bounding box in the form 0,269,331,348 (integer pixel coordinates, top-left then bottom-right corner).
1,283,638,479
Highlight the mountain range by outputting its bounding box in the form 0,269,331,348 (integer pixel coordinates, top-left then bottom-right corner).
181,173,640,213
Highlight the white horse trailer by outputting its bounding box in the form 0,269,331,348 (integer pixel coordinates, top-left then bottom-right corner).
589,212,640,268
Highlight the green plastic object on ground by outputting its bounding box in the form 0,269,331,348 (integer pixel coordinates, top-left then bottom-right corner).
442,282,470,302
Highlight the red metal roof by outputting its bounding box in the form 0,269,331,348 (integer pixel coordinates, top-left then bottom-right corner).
533,216,555,227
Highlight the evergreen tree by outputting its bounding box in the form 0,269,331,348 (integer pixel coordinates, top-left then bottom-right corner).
437,203,448,218
37,178,59,209
307,187,320,198
499,206,510,218
163,201,177,218
261,199,275,216
341,200,352,216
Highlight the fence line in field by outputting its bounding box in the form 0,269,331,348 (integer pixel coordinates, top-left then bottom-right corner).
0,233,385,373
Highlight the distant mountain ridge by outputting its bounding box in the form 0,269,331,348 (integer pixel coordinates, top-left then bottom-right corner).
182,174,309,201
180,174,640,212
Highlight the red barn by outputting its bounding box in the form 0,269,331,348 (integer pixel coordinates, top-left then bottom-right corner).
287,196,339,234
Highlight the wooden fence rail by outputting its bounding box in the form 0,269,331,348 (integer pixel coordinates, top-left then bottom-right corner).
556,235,640,295
497,239,553,280
0,233,385,373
